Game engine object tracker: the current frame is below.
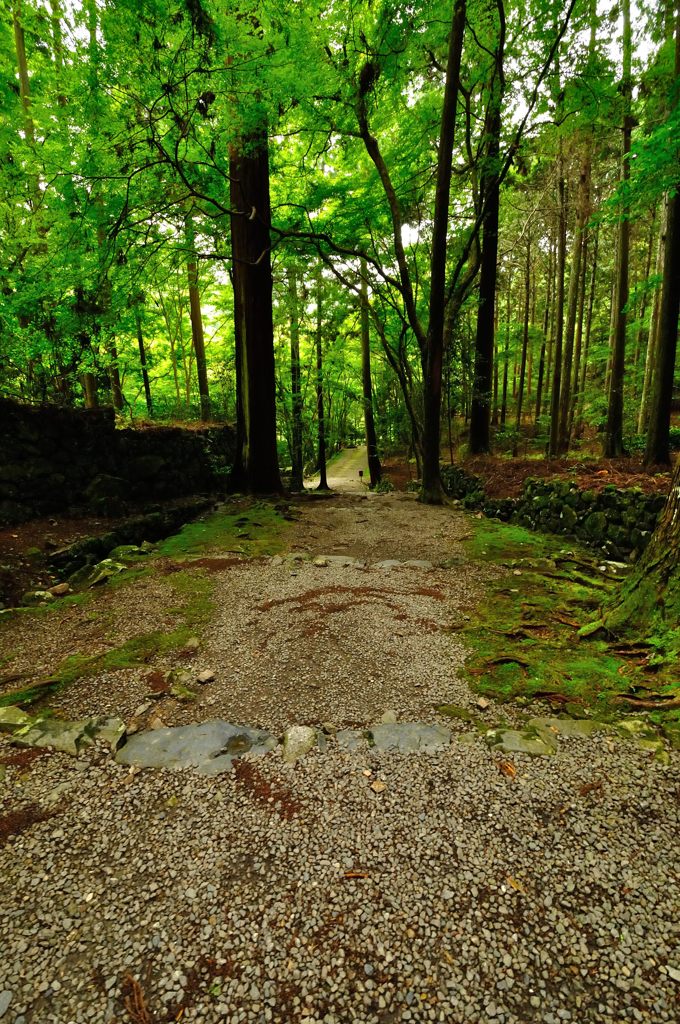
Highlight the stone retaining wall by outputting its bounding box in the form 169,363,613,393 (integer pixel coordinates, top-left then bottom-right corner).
440,464,667,561
0,399,235,524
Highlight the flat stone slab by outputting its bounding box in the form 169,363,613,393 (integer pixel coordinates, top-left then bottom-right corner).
15,716,125,756
116,721,276,775
336,729,367,752
486,728,556,757
528,716,608,738
314,554,363,567
369,722,451,754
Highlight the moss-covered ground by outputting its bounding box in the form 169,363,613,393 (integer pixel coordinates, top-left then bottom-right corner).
461,518,679,739
157,501,290,559
0,501,291,708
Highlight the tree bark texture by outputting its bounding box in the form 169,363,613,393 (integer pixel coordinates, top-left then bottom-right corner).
360,260,382,487
229,135,282,494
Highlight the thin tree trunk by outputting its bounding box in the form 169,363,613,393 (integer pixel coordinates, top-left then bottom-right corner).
421,0,467,499
13,4,35,146
469,0,505,456
513,234,532,455
185,213,211,421
575,224,599,436
548,141,567,457
135,310,153,417
360,259,382,487
500,276,512,427
108,347,124,412
558,142,591,452
567,228,590,439
287,268,304,491
536,235,554,426
315,268,329,489
604,0,632,457
633,211,657,396
638,199,668,434
82,372,98,408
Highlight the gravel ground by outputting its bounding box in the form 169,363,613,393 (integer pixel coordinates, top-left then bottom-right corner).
1,475,679,1023
1,734,678,1024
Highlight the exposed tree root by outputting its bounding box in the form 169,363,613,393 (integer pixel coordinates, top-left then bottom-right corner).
123,976,155,1024
611,694,680,710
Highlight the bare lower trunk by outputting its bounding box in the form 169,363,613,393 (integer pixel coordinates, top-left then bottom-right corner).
185,213,211,422
360,259,382,487
229,134,282,494
315,268,329,490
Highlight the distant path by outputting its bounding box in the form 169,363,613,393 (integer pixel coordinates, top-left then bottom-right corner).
305,445,370,493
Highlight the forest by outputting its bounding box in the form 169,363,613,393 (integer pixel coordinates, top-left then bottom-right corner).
1,0,678,502
2,4,680,1023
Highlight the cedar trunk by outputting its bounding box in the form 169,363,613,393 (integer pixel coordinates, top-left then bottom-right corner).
229,135,282,494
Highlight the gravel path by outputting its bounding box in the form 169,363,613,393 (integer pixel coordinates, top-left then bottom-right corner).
1,484,679,1024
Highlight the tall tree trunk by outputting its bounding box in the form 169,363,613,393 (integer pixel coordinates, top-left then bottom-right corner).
229,135,281,492
500,276,511,427
638,204,667,434
513,234,531,456
108,346,124,412
360,259,382,487
287,268,304,491
548,141,567,457
567,228,590,439
603,0,632,457
135,309,153,417
644,0,680,465
536,236,554,427
12,4,35,147
421,0,467,501
315,268,329,489
575,224,599,437
185,213,211,422
82,372,98,409
633,211,657,397
558,142,591,452
469,0,505,456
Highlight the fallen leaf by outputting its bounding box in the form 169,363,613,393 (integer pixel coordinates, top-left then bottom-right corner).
579,779,604,797
498,759,516,779
506,876,527,894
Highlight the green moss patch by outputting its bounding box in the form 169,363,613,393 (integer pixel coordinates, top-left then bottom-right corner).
461,517,678,720
157,501,290,560
0,570,215,709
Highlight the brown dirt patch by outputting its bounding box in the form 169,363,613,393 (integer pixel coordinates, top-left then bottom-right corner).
0,747,53,768
0,512,126,607
184,557,249,571
0,802,55,845
232,760,301,820
145,671,169,694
